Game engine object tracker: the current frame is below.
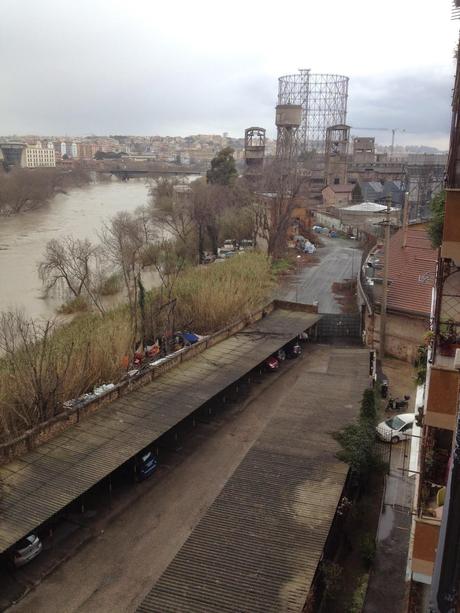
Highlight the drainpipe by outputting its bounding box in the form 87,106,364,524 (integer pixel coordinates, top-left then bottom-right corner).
379,196,392,358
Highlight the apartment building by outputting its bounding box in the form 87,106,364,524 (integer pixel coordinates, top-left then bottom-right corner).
406,7,460,605
407,189,460,612
23,143,56,168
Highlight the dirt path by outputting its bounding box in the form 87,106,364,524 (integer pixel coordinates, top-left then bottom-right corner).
9,349,329,613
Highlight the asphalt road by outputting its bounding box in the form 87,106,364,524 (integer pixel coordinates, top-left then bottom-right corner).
279,236,362,313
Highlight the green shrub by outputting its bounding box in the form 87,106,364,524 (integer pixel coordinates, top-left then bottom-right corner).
348,574,369,613
427,191,445,249
57,295,89,314
360,388,377,424
334,389,382,488
271,258,291,276
414,344,428,385
358,533,376,568
99,273,122,296
321,561,344,601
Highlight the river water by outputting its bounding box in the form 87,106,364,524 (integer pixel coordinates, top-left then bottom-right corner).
0,179,156,319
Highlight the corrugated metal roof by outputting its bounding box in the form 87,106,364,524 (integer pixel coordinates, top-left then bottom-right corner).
137,348,370,613
386,225,437,316
0,309,320,554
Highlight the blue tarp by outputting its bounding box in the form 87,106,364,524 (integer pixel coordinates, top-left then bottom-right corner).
182,332,199,344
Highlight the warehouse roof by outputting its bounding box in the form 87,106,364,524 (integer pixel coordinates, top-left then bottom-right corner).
137,347,370,613
0,307,320,554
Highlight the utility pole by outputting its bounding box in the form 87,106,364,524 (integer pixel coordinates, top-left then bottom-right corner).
379,196,392,358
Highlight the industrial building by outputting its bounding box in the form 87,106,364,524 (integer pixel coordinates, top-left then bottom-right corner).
276,69,349,156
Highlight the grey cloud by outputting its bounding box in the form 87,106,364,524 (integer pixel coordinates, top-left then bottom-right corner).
347,71,452,141
0,1,453,146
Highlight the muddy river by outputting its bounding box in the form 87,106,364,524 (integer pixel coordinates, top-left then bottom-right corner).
0,179,163,319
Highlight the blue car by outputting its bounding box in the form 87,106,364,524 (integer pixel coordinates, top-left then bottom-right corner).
136,451,158,481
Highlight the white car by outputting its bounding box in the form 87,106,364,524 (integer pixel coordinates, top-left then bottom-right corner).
11,534,43,567
376,413,414,443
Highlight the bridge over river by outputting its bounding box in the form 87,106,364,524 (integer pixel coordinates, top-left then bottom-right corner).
96,162,207,180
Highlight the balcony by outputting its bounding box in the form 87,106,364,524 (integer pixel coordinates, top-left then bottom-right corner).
412,518,441,583
412,428,451,584
425,366,459,430
419,426,451,515
434,250,460,370
441,189,460,265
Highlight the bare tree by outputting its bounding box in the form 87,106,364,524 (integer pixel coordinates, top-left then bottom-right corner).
149,177,195,245
38,236,106,313
0,311,74,437
0,167,91,215
100,211,147,346
256,160,309,258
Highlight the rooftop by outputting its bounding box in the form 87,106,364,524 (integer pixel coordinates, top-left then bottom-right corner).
137,347,370,613
325,184,354,193
386,225,437,316
0,306,320,555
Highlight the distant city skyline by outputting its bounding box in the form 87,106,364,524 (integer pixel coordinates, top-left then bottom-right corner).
0,0,457,149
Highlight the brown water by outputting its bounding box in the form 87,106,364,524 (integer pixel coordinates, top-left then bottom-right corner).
0,179,155,319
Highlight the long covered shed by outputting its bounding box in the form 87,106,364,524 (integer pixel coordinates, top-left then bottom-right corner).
0,304,320,555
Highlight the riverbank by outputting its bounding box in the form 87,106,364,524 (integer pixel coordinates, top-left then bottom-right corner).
0,166,93,216
0,252,274,445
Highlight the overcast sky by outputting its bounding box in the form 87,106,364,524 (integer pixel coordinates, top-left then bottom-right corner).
0,0,458,148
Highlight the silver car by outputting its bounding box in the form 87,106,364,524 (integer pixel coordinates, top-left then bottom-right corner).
11,534,43,567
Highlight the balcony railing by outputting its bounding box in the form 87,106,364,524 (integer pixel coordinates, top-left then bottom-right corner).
433,259,460,370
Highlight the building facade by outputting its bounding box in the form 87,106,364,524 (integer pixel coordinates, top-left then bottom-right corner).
23,144,56,168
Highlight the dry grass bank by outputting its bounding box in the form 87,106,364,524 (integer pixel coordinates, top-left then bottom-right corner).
0,252,273,442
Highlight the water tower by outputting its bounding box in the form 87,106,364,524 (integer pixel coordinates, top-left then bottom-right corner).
244,127,266,173
275,104,302,161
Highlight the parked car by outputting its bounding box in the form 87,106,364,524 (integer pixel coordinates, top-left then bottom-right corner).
284,341,302,359
264,356,279,371
376,413,414,443
135,451,159,481
10,534,43,567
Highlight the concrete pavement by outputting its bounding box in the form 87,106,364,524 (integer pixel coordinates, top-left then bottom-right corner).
364,359,416,613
